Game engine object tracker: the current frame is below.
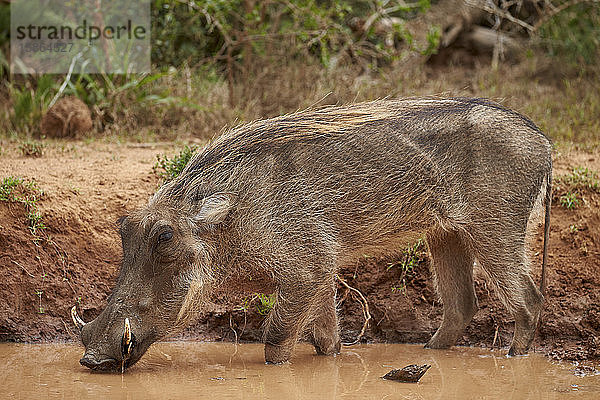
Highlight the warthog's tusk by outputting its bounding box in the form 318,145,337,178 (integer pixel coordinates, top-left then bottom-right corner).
122,317,133,358
70,306,86,331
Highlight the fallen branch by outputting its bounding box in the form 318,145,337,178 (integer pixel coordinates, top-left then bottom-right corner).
336,275,372,346
533,0,599,32
466,0,535,32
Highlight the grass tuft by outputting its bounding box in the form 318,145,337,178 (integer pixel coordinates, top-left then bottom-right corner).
19,140,46,158
153,145,198,183
0,176,46,235
555,166,599,210
559,192,580,209
388,239,425,294
237,293,277,316
557,167,600,192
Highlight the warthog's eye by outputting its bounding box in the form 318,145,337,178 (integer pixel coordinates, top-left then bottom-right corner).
158,231,173,243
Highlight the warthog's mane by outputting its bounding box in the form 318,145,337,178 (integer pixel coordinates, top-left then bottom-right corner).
160,97,546,204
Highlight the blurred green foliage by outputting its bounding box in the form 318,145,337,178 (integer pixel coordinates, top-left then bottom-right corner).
1,0,599,139
150,0,431,68
2,0,431,135
9,75,55,134
538,2,600,64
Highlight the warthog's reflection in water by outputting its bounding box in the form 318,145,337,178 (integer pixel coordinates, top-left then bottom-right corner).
1,343,598,399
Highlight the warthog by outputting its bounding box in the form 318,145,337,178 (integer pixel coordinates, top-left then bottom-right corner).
73,98,552,371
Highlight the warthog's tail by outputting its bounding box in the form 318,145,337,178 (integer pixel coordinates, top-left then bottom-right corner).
540,169,552,295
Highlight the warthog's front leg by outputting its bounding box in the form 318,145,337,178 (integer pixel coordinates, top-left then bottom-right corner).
308,279,341,356
263,279,322,364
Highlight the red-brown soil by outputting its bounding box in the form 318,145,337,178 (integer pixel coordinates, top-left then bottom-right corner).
0,140,598,362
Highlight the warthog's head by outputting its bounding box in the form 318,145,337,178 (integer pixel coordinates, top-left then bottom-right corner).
72,192,235,372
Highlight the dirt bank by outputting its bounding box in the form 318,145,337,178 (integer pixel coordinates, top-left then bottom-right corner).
0,140,598,362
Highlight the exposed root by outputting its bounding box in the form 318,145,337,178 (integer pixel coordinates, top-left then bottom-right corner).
229,313,239,344
492,324,499,348
11,259,35,278
336,275,371,346
60,317,79,341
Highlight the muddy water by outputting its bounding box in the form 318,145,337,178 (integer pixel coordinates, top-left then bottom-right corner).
1,343,598,400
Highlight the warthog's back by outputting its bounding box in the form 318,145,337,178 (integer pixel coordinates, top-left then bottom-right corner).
162,98,552,259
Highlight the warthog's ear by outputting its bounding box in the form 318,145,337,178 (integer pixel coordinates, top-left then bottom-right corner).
195,193,236,225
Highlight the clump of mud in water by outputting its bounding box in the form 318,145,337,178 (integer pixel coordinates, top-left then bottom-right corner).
382,364,431,382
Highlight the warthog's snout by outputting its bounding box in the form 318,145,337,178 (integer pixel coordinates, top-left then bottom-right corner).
73,305,144,372
79,354,119,371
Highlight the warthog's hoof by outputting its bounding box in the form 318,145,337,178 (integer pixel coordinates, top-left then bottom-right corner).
424,328,461,349
264,343,292,364
424,337,453,349
314,339,341,356
507,346,529,357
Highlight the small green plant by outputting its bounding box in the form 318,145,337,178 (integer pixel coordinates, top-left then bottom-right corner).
387,238,425,294
569,224,579,233
387,239,424,272
0,176,23,201
255,293,276,315
559,191,580,209
26,207,46,235
153,145,198,183
19,140,46,157
558,167,600,192
236,292,277,316
0,176,46,235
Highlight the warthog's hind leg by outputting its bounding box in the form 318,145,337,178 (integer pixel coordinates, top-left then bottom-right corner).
425,229,478,349
474,236,543,355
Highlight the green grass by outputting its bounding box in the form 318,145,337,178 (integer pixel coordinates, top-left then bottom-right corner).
557,167,600,192
556,167,600,210
18,140,46,157
153,145,198,183
559,192,580,209
236,293,277,316
255,293,276,315
388,239,425,294
7,75,56,135
0,176,46,236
